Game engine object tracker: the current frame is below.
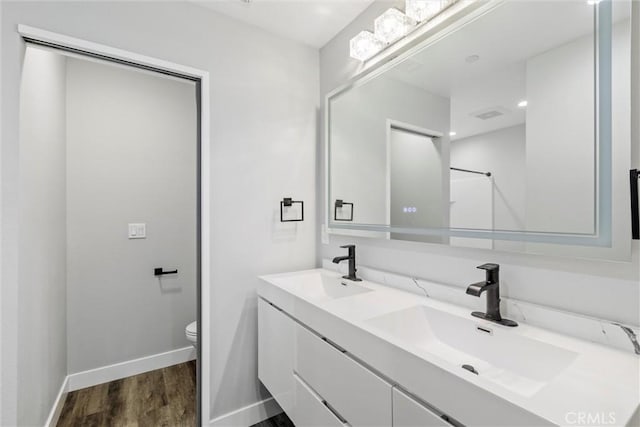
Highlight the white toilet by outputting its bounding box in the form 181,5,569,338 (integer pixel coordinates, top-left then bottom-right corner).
185,321,197,348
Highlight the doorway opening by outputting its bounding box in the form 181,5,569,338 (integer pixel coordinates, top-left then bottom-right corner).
18,26,210,427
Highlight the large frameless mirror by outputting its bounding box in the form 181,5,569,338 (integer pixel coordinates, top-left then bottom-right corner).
328,0,631,253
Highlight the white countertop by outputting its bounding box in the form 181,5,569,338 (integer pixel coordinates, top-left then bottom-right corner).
258,268,640,427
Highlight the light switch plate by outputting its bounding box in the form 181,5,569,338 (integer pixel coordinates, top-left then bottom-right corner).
128,223,146,239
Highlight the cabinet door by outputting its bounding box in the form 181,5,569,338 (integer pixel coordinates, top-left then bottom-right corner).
392,387,451,427
258,298,295,414
296,323,392,427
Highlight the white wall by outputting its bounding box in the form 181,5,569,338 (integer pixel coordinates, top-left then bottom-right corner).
449,175,493,249
450,124,526,252
1,2,318,424
17,46,67,427
65,57,197,374
525,31,595,234
523,17,632,260
319,1,639,328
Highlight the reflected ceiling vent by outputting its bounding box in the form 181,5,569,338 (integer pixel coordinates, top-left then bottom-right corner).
470,106,509,120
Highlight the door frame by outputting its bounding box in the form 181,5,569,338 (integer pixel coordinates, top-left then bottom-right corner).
16,25,211,426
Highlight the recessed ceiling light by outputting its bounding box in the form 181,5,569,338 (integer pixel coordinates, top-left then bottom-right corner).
449,131,457,137
465,55,480,64
517,100,528,108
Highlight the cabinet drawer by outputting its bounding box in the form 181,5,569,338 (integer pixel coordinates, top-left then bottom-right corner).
296,324,392,427
293,374,347,427
392,387,452,427
258,299,295,414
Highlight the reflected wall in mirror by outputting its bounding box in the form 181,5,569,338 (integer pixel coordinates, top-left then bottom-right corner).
328,0,631,251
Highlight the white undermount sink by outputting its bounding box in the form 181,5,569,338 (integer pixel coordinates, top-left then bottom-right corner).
276,271,373,303
366,305,578,397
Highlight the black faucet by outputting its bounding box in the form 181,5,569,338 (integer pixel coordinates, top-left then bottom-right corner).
332,245,361,282
466,263,517,327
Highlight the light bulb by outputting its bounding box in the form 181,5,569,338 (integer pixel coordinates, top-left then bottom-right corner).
374,8,411,45
405,0,444,23
349,31,383,61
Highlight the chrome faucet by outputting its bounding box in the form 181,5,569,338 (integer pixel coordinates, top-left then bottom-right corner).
466,263,517,327
332,245,361,282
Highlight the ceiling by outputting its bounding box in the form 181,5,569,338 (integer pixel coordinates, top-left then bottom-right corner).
193,0,375,48
385,1,604,140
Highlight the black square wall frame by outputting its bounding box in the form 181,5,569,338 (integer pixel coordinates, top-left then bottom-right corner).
334,199,354,222
280,197,304,222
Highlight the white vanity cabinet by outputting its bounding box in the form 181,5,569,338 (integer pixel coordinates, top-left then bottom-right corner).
295,323,392,427
257,298,295,415
259,270,640,427
392,387,453,427
258,298,392,426
258,297,459,427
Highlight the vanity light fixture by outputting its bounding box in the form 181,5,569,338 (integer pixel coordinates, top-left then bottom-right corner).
517,100,528,108
449,131,457,136
374,8,413,45
350,30,384,61
405,0,446,23
349,0,459,62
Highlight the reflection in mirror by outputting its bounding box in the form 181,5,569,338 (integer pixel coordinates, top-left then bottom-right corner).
388,123,446,244
329,0,630,251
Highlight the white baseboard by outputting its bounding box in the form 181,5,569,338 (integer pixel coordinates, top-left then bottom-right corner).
67,346,196,391
45,376,69,427
209,397,282,427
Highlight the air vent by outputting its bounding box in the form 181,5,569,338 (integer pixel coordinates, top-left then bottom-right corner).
470,106,509,121
476,110,503,120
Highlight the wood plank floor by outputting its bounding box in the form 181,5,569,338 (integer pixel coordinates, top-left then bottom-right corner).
249,413,295,427
57,361,296,427
57,361,196,427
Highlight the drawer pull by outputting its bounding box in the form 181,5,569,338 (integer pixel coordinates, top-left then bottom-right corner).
322,337,347,353
441,413,464,426
323,400,349,424
268,302,283,312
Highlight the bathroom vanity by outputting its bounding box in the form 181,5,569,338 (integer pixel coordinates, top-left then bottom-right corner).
258,269,639,426
262,5,639,419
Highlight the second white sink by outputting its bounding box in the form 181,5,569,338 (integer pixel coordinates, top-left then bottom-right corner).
366,305,578,397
